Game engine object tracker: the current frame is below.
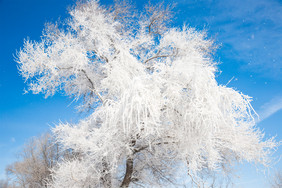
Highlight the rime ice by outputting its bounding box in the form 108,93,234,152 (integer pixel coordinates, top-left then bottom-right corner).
16,1,277,187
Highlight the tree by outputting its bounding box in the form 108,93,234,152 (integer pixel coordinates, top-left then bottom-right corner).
16,0,277,187
271,170,282,188
6,133,75,188
0,179,9,188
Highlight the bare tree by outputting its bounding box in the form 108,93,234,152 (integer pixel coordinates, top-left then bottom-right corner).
6,133,74,188
271,170,282,188
0,179,9,188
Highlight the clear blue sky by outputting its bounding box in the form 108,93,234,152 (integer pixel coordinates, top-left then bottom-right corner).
0,0,281,187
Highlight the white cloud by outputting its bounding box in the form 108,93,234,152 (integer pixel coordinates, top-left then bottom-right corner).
257,96,282,123
179,0,282,79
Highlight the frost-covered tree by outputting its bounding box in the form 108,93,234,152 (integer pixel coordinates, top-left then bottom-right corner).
16,0,277,187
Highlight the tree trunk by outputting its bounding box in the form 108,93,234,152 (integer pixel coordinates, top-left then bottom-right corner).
120,156,133,188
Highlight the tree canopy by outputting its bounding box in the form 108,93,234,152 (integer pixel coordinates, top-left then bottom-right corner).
16,0,277,187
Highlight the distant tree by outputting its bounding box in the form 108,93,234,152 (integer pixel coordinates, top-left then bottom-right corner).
271,170,282,188
0,179,9,188
16,0,277,187
6,133,74,188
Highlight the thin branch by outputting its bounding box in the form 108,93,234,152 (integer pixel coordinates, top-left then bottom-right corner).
92,49,109,63
144,54,172,64
80,69,105,103
133,138,177,154
187,161,201,188
144,48,178,64
161,105,183,117
57,66,105,104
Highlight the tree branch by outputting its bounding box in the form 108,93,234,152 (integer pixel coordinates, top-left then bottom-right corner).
144,54,172,64
80,69,105,103
144,48,178,64
57,66,105,104
187,161,201,188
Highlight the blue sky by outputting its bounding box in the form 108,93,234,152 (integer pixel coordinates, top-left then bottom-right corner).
0,0,281,187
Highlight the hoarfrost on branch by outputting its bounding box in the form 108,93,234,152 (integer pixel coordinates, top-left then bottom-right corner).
16,0,277,187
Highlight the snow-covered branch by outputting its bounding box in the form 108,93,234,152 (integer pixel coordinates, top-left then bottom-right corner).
16,0,278,187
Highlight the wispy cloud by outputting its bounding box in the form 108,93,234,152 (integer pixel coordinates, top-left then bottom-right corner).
256,96,282,123
213,0,282,79
178,0,282,79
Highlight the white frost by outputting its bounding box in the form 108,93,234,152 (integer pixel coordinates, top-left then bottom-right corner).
16,1,277,187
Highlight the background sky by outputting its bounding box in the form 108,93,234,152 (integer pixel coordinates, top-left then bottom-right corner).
0,0,281,187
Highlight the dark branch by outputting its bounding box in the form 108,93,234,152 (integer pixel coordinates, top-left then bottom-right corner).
120,139,136,187
144,48,178,64
79,69,105,104
144,54,172,64
120,157,134,188
57,66,105,103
